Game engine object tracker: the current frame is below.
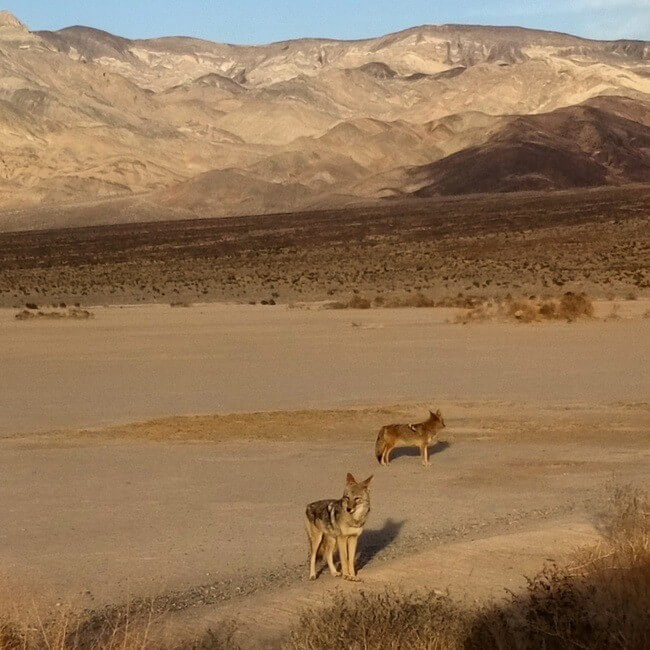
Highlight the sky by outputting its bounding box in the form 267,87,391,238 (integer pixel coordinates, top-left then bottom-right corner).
4,1,649,43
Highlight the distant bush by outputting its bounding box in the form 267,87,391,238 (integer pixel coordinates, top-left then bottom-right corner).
14,307,94,321
557,291,594,321
454,292,595,325
347,295,371,309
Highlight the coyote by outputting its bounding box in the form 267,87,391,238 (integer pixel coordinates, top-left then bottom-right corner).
305,473,373,581
375,409,446,466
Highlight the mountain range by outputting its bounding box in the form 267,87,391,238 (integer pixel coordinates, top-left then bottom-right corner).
0,10,648,230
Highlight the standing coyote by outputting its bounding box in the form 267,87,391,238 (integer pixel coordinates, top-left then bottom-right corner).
305,473,373,581
375,409,446,466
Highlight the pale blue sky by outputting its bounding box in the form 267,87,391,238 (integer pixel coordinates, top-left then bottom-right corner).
5,0,649,43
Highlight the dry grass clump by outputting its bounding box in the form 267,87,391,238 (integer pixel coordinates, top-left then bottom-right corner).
468,485,648,650
0,603,238,650
455,292,595,324
0,604,154,650
556,291,594,321
285,589,467,650
14,307,94,321
287,485,648,650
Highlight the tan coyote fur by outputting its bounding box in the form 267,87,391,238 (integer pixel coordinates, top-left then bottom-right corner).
305,473,373,581
375,409,446,466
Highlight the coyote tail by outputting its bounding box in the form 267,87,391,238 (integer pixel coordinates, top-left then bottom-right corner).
375,428,386,463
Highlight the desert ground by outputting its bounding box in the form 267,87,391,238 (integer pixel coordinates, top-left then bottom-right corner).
0,186,649,647
1,299,648,647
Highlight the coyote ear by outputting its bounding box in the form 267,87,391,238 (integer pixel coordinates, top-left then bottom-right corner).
361,475,373,486
346,472,357,485
436,409,441,416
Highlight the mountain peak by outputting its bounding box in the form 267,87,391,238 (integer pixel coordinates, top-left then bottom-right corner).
0,10,35,43
0,10,27,30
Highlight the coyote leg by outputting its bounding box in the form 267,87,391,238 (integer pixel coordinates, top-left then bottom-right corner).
337,536,349,578
324,535,340,577
385,444,393,465
421,443,429,466
308,528,323,580
346,535,360,581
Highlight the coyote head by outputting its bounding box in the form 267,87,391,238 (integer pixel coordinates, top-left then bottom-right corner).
429,408,446,429
343,473,372,522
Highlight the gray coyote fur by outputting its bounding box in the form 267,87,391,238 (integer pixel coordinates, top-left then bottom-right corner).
375,409,446,466
305,473,373,581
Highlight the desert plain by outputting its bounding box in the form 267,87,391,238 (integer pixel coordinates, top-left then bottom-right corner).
1,189,648,648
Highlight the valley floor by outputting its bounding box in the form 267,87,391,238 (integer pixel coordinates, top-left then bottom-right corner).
0,303,647,646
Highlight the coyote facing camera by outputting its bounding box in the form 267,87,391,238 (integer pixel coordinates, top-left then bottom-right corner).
375,409,446,466
305,473,373,581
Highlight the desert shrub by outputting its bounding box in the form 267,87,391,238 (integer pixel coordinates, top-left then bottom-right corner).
466,556,649,649
504,299,538,323
598,484,648,546
180,623,240,650
285,589,467,650
0,620,21,649
467,485,648,650
0,603,238,650
537,300,557,318
347,295,371,309
67,308,94,320
14,308,93,321
454,293,596,325
557,291,594,321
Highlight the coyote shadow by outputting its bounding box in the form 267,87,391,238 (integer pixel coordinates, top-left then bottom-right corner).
390,440,451,462
357,517,406,569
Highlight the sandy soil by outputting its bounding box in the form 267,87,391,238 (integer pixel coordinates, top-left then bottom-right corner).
1,303,648,437
1,402,647,612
